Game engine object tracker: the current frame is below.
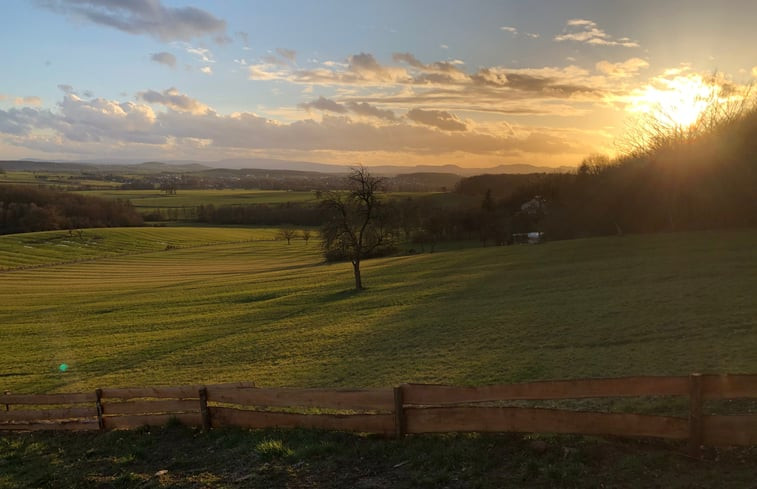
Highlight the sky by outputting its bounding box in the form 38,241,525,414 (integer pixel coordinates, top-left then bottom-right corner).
1,0,756,168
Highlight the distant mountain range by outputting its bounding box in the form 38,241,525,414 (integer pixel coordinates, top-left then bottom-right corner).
8,157,575,176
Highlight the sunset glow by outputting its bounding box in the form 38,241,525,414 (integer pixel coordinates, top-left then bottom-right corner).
1,1,756,168
626,74,720,129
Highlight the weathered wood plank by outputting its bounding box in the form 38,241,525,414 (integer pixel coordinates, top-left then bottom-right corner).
402,377,689,405
0,392,96,405
207,387,394,411
701,375,757,399
102,399,199,416
100,386,201,400
405,406,689,439
0,407,96,422
99,382,255,401
0,421,99,432
702,415,757,446
103,413,202,430
688,374,704,458
210,407,395,435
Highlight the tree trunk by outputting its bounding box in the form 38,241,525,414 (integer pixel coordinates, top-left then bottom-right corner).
352,260,363,290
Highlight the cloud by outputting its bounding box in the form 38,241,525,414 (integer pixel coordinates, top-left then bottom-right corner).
1,89,591,162
41,0,226,42
501,26,539,39
471,65,600,96
151,52,176,68
299,97,397,121
752,66,757,78
248,63,290,80
137,87,210,114
298,96,348,114
554,19,639,47
53,94,162,144
14,96,43,106
276,48,297,62
345,102,397,121
185,46,214,63
200,66,213,75
250,52,410,85
596,58,649,78
249,50,601,103
235,31,249,48
407,108,467,131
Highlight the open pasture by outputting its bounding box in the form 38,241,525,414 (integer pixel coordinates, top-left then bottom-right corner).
0,227,278,270
1,228,755,395
77,189,318,212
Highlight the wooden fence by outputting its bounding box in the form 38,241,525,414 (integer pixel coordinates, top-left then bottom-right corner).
3,374,757,455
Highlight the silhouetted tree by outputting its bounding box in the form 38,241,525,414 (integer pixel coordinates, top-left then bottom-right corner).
320,166,394,290
277,228,297,244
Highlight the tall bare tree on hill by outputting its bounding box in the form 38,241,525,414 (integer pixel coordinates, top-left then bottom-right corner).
319,166,392,290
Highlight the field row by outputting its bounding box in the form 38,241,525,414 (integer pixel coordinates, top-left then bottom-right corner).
0,226,287,269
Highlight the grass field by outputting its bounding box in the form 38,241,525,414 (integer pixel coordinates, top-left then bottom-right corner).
2,227,755,395
75,189,320,217
4,423,757,489
0,227,279,269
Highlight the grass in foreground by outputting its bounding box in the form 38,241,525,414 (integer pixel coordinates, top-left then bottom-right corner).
2,423,756,489
1,228,755,395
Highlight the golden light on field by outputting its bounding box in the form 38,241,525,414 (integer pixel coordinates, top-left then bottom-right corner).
626,74,719,129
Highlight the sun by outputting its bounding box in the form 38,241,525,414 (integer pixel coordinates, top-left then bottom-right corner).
627,74,719,129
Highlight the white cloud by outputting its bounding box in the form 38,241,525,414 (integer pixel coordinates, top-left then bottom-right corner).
596,58,649,78
555,19,639,48
138,87,210,114
200,66,213,75
186,46,214,63
501,26,518,35
0,89,591,162
14,96,43,106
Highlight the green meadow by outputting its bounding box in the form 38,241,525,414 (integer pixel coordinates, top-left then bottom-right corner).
77,189,318,210
2,227,755,394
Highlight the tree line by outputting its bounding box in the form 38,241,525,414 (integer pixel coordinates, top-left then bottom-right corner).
0,185,143,235
455,96,757,240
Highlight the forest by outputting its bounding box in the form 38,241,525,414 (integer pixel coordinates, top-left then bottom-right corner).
0,185,143,234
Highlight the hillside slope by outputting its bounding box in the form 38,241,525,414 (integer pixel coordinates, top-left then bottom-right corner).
2,229,755,394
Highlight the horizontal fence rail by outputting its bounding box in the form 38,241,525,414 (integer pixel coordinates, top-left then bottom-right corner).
3,374,757,455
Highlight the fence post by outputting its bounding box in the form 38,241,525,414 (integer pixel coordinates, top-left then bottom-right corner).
394,385,406,439
4,391,9,412
199,387,211,431
688,373,703,458
95,388,105,431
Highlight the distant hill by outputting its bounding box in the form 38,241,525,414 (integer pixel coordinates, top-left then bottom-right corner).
2,158,574,177
204,158,573,176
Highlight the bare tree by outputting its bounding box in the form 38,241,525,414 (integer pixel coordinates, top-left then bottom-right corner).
277,228,297,244
320,166,392,290
301,229,312,244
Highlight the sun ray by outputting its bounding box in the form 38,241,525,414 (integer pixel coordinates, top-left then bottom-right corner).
626,74,720,129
